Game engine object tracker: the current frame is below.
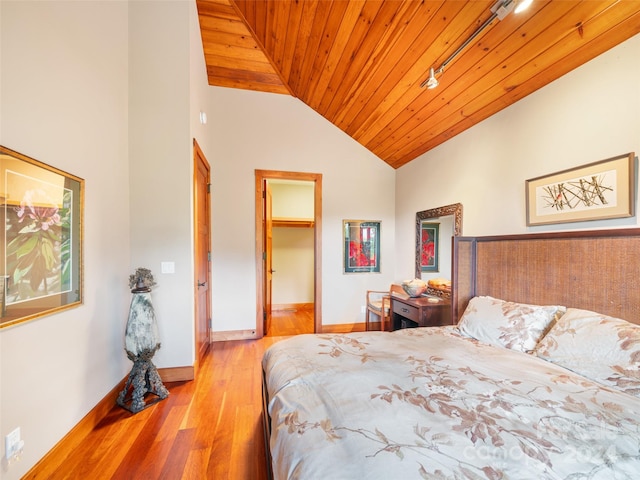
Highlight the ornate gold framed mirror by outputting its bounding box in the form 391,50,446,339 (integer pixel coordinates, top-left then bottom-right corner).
415,203,462,280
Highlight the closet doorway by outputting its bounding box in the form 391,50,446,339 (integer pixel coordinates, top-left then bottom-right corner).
255,170,322,338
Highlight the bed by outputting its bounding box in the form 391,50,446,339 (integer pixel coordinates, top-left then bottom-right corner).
262,228,640,479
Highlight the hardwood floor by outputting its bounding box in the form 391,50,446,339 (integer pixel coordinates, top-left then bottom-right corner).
31,309,313,480
267,305,314,336
34,309,313,479
36,339,278,479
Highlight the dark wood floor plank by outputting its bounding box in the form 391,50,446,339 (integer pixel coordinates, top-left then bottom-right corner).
159,428,196,479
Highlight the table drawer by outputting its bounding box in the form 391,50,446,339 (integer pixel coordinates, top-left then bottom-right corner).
392,300,419,322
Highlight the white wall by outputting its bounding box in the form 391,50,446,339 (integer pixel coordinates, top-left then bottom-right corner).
128,0,194,369
190,0,217,155
0,1,209,477
0,2,130,478
395,34,640,281
209,88,397,329
271,182,315,219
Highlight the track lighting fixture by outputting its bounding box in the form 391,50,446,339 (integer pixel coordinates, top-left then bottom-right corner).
420,0,532,89
424,68,439,89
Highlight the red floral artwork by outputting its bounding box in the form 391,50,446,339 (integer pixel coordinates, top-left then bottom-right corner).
349,241,372,267
344,222,380,273
421,229,435,267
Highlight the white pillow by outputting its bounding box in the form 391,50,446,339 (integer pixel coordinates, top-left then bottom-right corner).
534,308,640,396
457,296,564,352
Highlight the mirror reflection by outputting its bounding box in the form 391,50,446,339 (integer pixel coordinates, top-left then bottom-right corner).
415,203,463,285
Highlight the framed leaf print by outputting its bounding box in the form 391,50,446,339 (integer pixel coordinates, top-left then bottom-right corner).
525,153,634,226
0,145,84,328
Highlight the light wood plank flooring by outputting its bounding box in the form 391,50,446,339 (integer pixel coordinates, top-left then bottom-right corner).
267,305,314,337
35,310,314,479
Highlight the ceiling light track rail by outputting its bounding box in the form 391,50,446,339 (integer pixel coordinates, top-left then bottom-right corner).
421,0,531,89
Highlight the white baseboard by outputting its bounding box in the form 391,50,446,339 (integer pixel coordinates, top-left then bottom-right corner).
211,329,259,342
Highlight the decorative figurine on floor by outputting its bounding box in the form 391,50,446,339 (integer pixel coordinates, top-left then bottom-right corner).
117,267,169,413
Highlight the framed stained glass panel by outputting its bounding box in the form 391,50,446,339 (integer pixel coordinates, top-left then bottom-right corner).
343,220,380,273
419,222,439,272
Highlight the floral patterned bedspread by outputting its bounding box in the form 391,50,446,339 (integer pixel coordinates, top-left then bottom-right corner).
262,327,640,479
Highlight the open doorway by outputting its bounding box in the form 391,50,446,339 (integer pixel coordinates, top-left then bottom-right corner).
254,170,322,338
268,179,314,336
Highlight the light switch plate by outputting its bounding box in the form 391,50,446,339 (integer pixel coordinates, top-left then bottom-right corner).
161,262,175,274
5,427,22,460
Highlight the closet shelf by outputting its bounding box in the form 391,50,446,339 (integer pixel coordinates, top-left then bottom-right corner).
272,217,315,228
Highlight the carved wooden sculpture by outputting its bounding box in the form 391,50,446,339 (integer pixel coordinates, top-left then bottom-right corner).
117,270,169,413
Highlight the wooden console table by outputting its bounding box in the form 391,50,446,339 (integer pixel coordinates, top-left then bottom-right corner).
390,293,452,330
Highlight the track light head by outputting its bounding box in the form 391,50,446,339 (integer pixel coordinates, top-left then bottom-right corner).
422,68,439,89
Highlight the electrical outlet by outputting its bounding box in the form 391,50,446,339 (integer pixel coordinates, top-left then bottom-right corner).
5,427,24,462
361,305,366,314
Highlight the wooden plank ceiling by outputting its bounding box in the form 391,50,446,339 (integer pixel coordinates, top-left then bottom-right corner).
197,0,640,169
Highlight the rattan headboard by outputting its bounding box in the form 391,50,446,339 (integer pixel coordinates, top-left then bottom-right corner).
452,228,640,325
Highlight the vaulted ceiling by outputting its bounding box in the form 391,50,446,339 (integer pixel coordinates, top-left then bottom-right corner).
196,0,640,169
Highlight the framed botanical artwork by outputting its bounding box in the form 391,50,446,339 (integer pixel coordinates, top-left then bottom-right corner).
0,145,84,329
419,222,439,272
526,153,635,226
343,220,380,273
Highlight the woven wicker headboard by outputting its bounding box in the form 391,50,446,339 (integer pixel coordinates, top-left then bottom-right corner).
452,228,640,325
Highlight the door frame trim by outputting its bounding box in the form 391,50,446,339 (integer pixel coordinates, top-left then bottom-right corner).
255,169,322,337
193,139,211,365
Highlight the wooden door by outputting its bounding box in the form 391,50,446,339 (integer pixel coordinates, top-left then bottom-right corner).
264,181,273,335
194,140,211,361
